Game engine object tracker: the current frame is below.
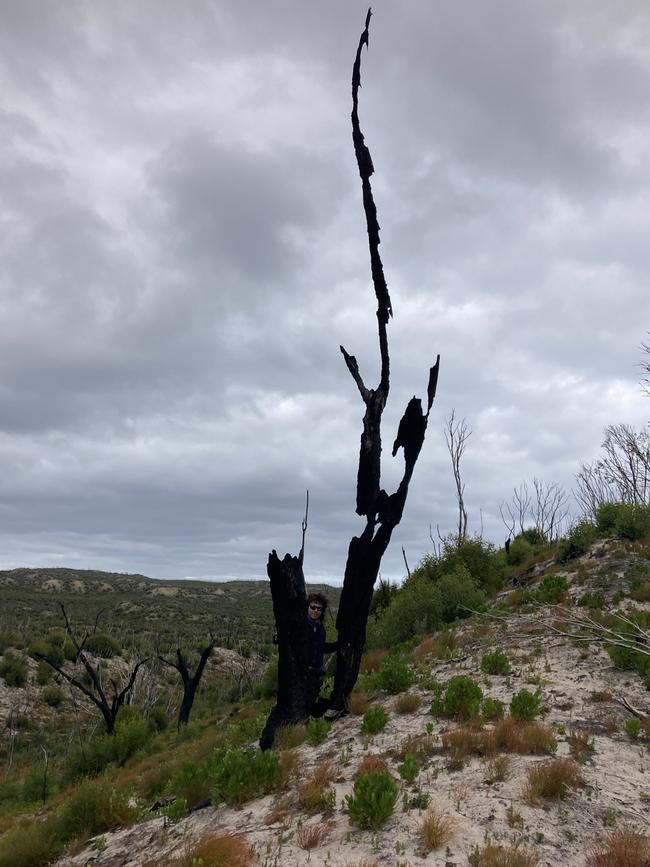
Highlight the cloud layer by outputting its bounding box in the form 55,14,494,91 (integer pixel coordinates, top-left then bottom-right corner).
1,1,649,582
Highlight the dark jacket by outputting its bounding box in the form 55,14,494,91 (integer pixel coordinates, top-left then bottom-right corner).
306,616,337,671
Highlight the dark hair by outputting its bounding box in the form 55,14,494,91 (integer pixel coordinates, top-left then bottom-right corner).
307,592,328,615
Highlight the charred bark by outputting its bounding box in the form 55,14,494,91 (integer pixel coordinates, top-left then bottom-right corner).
261,9,439,747
158,637,216,728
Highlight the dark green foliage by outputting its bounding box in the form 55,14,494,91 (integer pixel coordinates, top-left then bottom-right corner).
481,697,505,720
168,760,212,807
557,521,598,562
510,687,542,720
595,502,621,534
0,650,28,687
257,658,278,699
578,591,605,609
345,770,397,829
36,660,53,685
370,577,398,619
28,638,64,666
378,654,412,694
481,650,511,675
419,536,507,595
64,714,156,782
595,501,650,540
305,717,330,745
211,747,280,806
361,706,389,735
430,675,483,720
42,685,65,707
536,574,568,604
398,754,419,782
22,764,53,803
84,633,122,658
506,535,534,566
53,777,138,840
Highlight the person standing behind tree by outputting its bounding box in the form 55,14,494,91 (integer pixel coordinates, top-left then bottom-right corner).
305,592,337,714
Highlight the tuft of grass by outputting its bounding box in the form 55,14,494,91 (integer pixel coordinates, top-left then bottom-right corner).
395,693,422,714
493,717,556,755
275,724,306,749
567,728,596,763
523,757,586,804
417,805,455,851
485,754,512,783
441,722,496,769
360,649,388,673
355,755,388,777
297,821,332,851
395,732,437,761
468,842,539,866
347,692,370,715
586,826,650,867
298,761,336,816
189,833,253,867
305,717,330,746
590,690,613,703
264,796,293,827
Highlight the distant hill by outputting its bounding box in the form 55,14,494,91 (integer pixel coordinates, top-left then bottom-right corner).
0,567,341,650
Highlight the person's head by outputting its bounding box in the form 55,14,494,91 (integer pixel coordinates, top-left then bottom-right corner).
307,592,328,620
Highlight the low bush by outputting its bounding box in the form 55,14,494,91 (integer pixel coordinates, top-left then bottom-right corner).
64,714,155,781
355,755,388,777
0,651,28,687
481,650,511,676
536,574,568,604
557,521,598,563
0,821,59,867
567,728,596,763
362,706,389,735
297,821,331,851
492,717,556,755
305,717,330,746
42,685,65,707
586,825,650,867
417,805,455,852
211,748,281,806
378,654,412,694
298,761,336,816
347,692,370,715
345,770,397,829
431,675,483,720
523,757,585,804
275,723,306,749
625,718,641,739
510,688,542,720
83,633,122,658
54,777,138,840
481,697,505,721
398,754,419,782
168,760,212,808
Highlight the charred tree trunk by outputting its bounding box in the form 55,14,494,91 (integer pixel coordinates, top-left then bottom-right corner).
158,639,216,729
260,9,439,748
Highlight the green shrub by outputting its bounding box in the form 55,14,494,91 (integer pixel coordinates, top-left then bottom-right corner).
625,717,641,739
211,747,280,806
257,658,278,699
557,521,598,563
64,715,155,781
614,503,650,541
22,764,53,803
0,780,20,804
0,820,59,867
536,574,568,604
367,574,443,648
481,650,511,675
398,754,419,782
54,778,137,840
507,536,534,566
345,770,397,829
481,697,505,721
510,688,542,720
0,651,28,687
84,633,121,658
36,660,53,685
169,760,211,807
361,706,389,735
430,675,483,720
595,501,620,534
378,654,412,694
305,717,331,746
578,591,605,609
42,685,65,707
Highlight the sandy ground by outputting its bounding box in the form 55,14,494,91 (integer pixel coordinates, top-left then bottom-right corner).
56,613,650,867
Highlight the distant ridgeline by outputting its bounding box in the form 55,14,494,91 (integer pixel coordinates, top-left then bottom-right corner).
0,567,341,653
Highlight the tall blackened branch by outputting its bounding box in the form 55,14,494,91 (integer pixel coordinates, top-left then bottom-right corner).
158,634,217,728
329,8,440,711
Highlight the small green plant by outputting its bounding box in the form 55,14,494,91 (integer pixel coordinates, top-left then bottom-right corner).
398,754,419,783
211,747,281,806
42,686,65,708
378,654,412,694
403,788,430,811
481,697,505,721
510,688,542,721
362,706,389,735
625,718,641,739
305,717,331,746
345,770,397,829
481,650,511,676
536,574,568,604
0,651,28,687
557,520,598,562
431,675,483,720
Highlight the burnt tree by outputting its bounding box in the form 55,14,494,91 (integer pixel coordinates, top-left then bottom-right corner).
157,634,217,728
33,604,148,735
260,9,439,749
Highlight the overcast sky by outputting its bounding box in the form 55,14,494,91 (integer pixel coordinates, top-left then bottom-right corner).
1,1,649,584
